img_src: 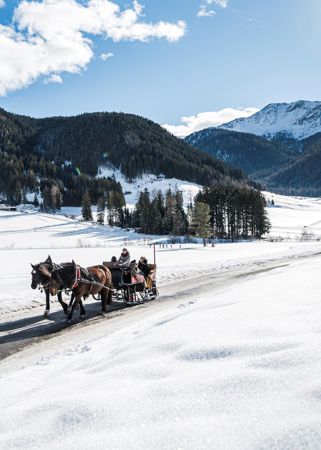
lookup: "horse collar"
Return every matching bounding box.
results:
[72,266,81,289]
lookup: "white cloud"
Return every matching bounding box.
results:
[0,0,186,96]
[198,0,227,18]
[163,107,259,138]
[43,74,63,84]
[197,7,216,18]
[100,52,114,61]
[214,0,228,6]
[0,1,5,8]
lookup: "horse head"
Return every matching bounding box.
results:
[30,257,53,289]
[30,263,40,289]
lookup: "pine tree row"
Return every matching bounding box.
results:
[195,185,270,240]
[83,185,270,243]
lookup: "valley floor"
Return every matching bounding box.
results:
[1,193,321,449]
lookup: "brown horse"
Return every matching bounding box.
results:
[49,261,113,321]
[31,255,70,316]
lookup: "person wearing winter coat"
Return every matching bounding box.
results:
[138,256,150,278]
[110,256,118,267]
[118,248,131,267]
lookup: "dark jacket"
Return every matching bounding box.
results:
[138,261,149,277]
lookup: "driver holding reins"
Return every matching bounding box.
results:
[117,248,131,267]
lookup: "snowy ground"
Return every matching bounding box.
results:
[264,191,321,240]
[1,193,321,448]
[97,167,201,207]
[2,256,321,449]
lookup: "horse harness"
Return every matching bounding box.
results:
[56,264,108,294]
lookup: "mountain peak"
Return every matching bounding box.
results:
[220,100,321,140]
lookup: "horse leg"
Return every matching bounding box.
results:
[79,299,86,320]
[57,292,69,315]
[44,289,50,317]
[107,286,113,306]
[101,289,108,315]
[67,295,80,322]
[68,293,75,313]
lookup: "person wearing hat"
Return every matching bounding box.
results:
[110,256,118,267]
[138,256,149,278]
[118,248,131,267]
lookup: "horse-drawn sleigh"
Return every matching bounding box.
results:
[103,261,158,306]
[31,255,158,321]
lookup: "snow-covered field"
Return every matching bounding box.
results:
[2,193,321,449]
[1,192,321,315]
[265,192,321,240]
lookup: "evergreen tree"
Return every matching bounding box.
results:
[42,186,51,211]
[33,193,39,208]
[107,190,125,226]
[96,195,105,225]
[151,191,165,234]
[82,190,93,221]
[172,190,188,235]
[164,189,175,234]
[135,188,153,233]
[190,202,211,246]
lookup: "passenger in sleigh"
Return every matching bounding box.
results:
[110,256,118,267]
[138,256,155,290]
[117,248,131,267]
[138,256,150,277]
[129,260,145,285]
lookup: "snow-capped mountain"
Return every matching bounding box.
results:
[220,100,321,140]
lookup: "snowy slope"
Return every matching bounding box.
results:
[220,100,321,140]
[97,166,201,207]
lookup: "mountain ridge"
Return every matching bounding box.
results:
[220,100,321,141]
[185,128,296,179]
[186,100,321,195]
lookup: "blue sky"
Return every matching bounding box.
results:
[0,0,321,135]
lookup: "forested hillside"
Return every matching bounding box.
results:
[32,112,249,184]
[186,124,321,196]
[185,128,295,179]
[266,133,321,195]
[0,108,253,205]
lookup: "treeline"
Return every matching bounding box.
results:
[82,188,188,235]
[0,147,124,208]
[40,174,124,210]
[195,186,270,239]
[87,185,270,241]
[131,189,188,235]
